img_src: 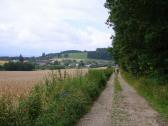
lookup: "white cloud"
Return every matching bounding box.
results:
[0,0,113,56]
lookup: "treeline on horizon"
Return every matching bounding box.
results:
[0,48,112,61]
[0,62,35,71]
[45,48,112,60]
[105,0,168,79]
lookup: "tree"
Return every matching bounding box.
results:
[4,62,35,71]
[87,48,112,60]
[42,52,46,57]
[105,0,168,76]
[19,54,24,63]
[64,53,69,58]
[0,65,4,71]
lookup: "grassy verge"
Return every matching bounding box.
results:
[0,68,113,126]
[114,74,122,93]
[112,74,128,125]
[122,71,168,121]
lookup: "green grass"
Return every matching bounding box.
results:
[0,68,113,126]
[122,71,168,121]
[68,52,87,59]
[114,74,122,93]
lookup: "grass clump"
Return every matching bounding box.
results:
[123,71,168,121]
[114,74,122,93]
[0,68,113,126]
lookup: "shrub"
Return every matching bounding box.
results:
[4,62,35,71]
[0,65,4,71]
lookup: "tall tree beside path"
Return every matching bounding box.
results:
[105,0,168,77]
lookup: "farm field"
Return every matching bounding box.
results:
[68,52,88,59]
[0,69,88,97]
[0,60,8,65]
[0,68,113,126]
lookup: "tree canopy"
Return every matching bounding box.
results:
[105,0,168,76]
[3,62,35,71]
[87,48,112,60]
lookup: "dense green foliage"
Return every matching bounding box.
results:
[0,65,4,71]
[105,0,168,77]
[87,48,112,60]
[3,62,35,71]
[36,65,65,70]
[123,72,168,120]
[0,69,113,126]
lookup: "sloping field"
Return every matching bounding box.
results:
[68,52,88,59]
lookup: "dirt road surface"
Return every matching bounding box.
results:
[77,73,167,126]
[117,73,166,126]
[77,74,115,126]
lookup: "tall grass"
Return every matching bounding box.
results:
[123,72,168,121]
[0,68,113,126]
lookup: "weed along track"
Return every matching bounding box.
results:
[111,74,130,125]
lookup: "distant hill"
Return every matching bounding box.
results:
[56,48,112,60]
[0,48,113,61]
[61,50,82,54]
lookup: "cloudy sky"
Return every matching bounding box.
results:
[0,0,113,56]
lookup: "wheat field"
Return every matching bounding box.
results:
[0,69,88,97]
[0,60,8,65]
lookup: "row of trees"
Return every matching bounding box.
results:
[105,0,168,76]
[1,62,35,71]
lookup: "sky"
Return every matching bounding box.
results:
[0,0,114,56]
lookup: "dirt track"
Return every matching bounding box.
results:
[77,74,115,126]
[77,73,167,126]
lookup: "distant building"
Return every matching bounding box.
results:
[12,60,19,63]
[85,64,91,68]
[36,60,49,66]
[75,63,79,67]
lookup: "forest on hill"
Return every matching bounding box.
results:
[87,48,112,60]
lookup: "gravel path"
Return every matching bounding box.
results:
[117,73,166,126]
[77,74,115,126]
[77,73,167,126]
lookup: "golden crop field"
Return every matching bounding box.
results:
[0,60,8,65]
[0,69,88,97]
